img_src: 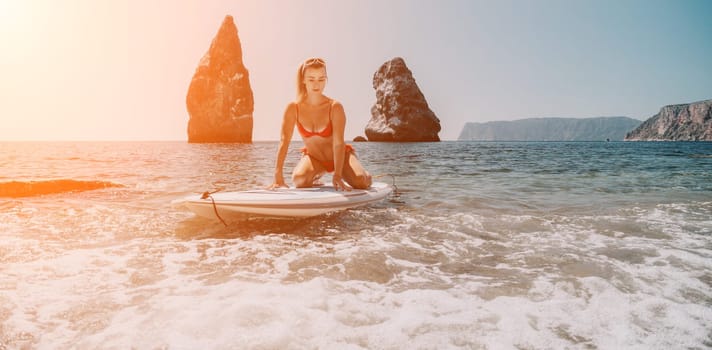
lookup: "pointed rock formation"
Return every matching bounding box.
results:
[186,15,254,143]
[625,99,712,141]
[365,57,441,142]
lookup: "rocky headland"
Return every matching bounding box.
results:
[365,57,441,142]
[186,15,254,143]
[625,99,712,141]
[459,117,641,141]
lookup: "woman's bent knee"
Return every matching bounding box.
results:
[349,174,372,189]
[292,173,312,188]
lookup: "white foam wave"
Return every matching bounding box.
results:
[2,198,711,348]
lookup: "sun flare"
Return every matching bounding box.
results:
[0,1,28,33]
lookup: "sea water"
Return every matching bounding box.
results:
[0,141,710,349]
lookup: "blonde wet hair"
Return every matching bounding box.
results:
[296,57,327,102]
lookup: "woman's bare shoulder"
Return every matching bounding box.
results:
[329,98,344,109]
[330,99,345,113]
[283,101,298,115]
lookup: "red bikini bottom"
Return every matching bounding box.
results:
[300,144,355,173]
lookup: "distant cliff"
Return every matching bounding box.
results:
[458,117,641,141]
[625,99,712,141]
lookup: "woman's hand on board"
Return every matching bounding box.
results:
[332,174,352,192]
[267,176,289,190]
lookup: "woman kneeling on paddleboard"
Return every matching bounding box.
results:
[269,57,373,191]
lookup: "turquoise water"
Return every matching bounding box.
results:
[1,141,711,349]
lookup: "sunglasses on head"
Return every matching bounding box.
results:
[304,58,325,65]
[301,58,326,74]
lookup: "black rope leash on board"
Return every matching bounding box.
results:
[373,174,401,202]
[201,189,228,227]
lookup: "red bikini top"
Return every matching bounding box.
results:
[295,102,333,138]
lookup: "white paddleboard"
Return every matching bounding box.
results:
[174,181,392,219]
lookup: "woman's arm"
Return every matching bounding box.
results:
[269,103,296,189]
[330,101,351,191]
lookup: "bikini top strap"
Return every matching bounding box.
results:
[329,100,333,120]
[295,102,300,121]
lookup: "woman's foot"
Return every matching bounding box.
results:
[312,175,324,186]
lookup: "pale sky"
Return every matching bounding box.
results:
[1,0,711,141]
